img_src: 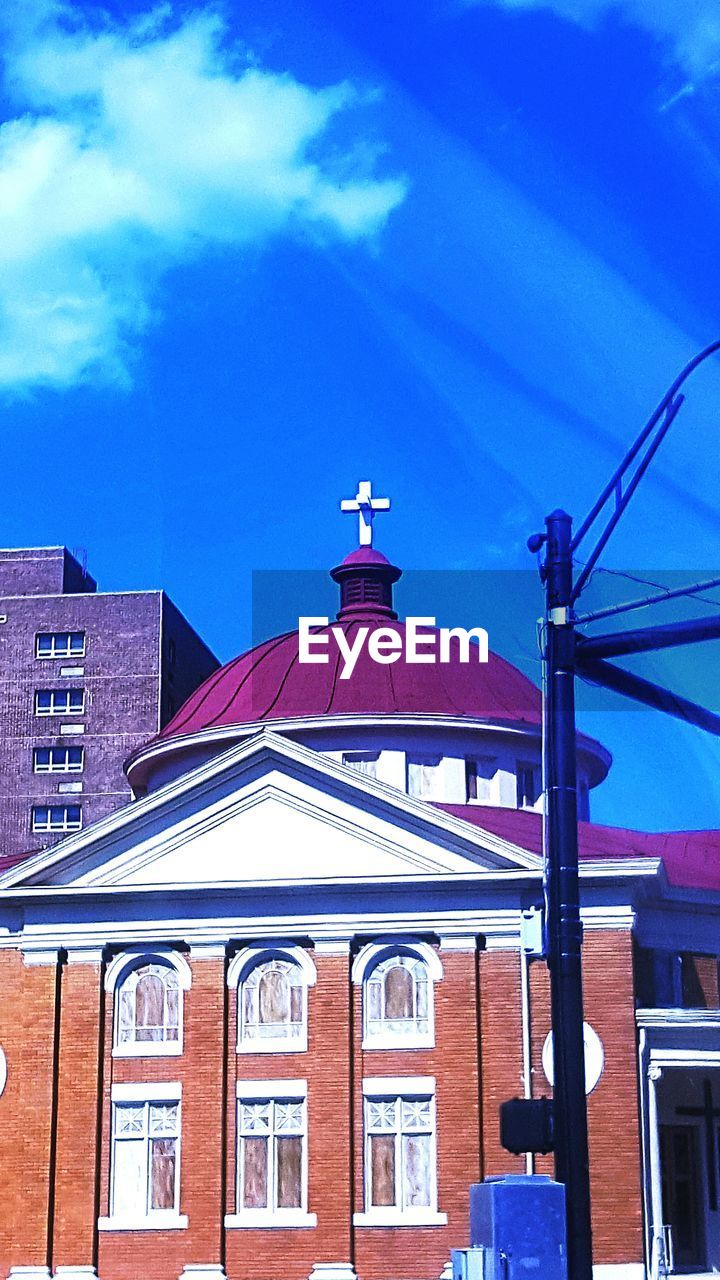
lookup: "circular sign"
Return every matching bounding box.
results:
[542,1022,604,1095]
[0,1047,6,1099]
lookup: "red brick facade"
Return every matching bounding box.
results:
[0,931,644,1280]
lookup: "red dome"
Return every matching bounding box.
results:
[157,616,542,739]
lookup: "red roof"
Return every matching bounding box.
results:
[156,618,543,739]
[437,804,720,892]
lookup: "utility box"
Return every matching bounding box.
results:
[469,1174,567,1280]
[451,1247,487,1280]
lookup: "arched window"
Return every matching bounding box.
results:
[365,955,431,1044]
[107,950,191,1057]
[240,958,306,1048]
[353,940,441,1050]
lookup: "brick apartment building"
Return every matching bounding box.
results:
[0,539,718,1280]
[0,547,218,861]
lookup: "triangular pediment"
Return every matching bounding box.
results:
[1,731,541,890]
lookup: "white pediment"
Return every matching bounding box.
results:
[2,731,541,890]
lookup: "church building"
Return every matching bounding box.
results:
[0,494,718,1280]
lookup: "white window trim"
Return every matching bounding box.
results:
[112,1081,182,1102]
[98,1212,189,1232]
[104,1086,183,1232]
[31,804,82,834]
[224,1209,317,1229]
[106,950,190,1059]
[33,746,84,774]
[34,689,85,716]
[464,754,499,806]
[35,631,86,660]
[236,1079,306,1098]
[229,944,316,1055]
[353,941,441,1051]
[232,1078,312,1227]
[362,1076,436,1096]
[352,1208,448,1227]
[352,941,443,985]
[357,1077,444,1228]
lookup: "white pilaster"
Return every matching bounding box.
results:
[9,1269,52,1279]
[646,1063,668,1280]
[54,1269,99,1279]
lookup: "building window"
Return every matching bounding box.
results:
[31,804,82,833]
[342,751,379,779]
[465,756,497,803]
[36,631,85,659]
[239,958,307,1050]
[109,1094,182,1226]
[228,946,316,1056]
[114,962,182,1055]
[407,755,443,800]
[34,688,84,716]
[235,1086,309,1223]
[635,947,720,1010]
[516,762,541,808]
[359,1081,442,1225]
[364,953,433,1048]
[33,746,84,774]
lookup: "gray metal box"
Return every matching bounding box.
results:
[469,1175,567,1280]
[452,1248,487,1280]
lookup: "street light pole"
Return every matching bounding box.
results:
[532,341,720,1280]
[543,509,594,1280]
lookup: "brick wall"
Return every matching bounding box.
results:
[0,951,59,1273]
[0,588,218,861]
[527,930,644,1265]
[0,933,646,1280]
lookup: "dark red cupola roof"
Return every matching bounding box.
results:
[153,548,544,738]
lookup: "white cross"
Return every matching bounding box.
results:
[340,480,391,547]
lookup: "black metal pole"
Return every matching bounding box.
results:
[577,612,720,660]
[576,654,720,737]
[543,509,594,1280]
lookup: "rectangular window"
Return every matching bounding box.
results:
[36,632,85,659]
[237,1092,307,1218]
[34,688,84,716]
[407,755,443,800]
[31,804,82,833]
[110,1098,181,1222]
[33,746,84,774]
[516,762,541,808]
[465,756,497,803]
[342,751,379,779]
[365,1093,436,1217]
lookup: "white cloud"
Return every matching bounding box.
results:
[0,5,406,391]
[474,0,720,85]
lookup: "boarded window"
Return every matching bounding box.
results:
[370,1134,395,1206]
[365,953,432,1042]
[239,1097,306,1215]
[466,756,497,803]
[240,958,306,1044]
[115,962,181,1049]
[385,965,414,1019]
[259,967,290,1025]
[366,1095,435,1213]
[111,1099,179,1220]
[407,756,443,800]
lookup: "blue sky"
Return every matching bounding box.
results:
[2,0,720,830]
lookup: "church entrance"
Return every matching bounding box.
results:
[652,1068,720,1276]
[660,1123,705,1271]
